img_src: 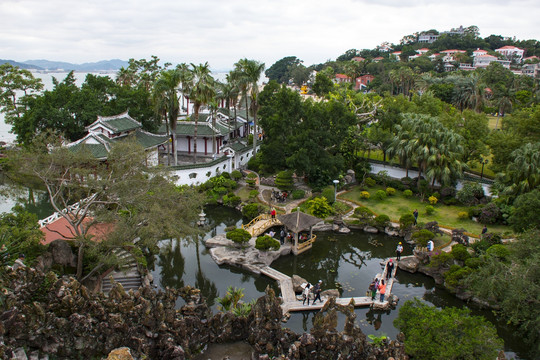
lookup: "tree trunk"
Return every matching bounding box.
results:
[253,111,257,154]
[76,242,84,280]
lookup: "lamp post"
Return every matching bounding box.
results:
[333,179,339,203]
[480,158,489,179]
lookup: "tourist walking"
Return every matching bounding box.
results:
[413,209,418,225]
[378,279,387,302]
[271,208,276,221]
[302,283,311,305]
[280,228,285,244]
[12,253,26,271]
[396,242,403,261]
[312,280,323,305]
[369,279,378,301]
[385,259,394,279]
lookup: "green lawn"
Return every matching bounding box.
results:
[340,185,512,237]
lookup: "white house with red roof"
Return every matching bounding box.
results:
[440,49,466,62]
[391,51,402,60]
[334,74,351,84]
[373,56,384,63]
[472,49,489,57]
[354,75,375,91]
[495,46,525,62]
[351,56,365,62]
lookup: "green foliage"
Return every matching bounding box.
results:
[226,228,251,245]
[394,299,503,360]
[275,170,294,191]
[291,189,305,200]
[230,170,243,181]
[359,191,370,199]
[399,213,415,230]
[508,189,540,232]
[464,230,540,354]
[450,244,470,261]
[0,205,45,263]
[486,244,510,260]
[457,211,469,220]
[444,265,473,289]
[365,177,376,187]
[403,189,413,198]
[425,205,434,215]
[456,181,485,206]
[248,190,259,199]
[464,257,483,269]
[411,229,435,247]
[353,206,375,221]
[374,214,390,230]
[245,172,258,188]
[428,196,438,205]
[429,251,453,268]
[374,190,387,201]
[307,197,333,218]
[241,203,264,221]
[385,187,396,196]
[216,286,251,315]
[321,186,336,203]
[223,194,241,208]
[367,334,387,347]
[255,235,280,251]
[478,202,501,225]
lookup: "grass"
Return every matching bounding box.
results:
[487,115,502,130]
[340,184,512,237]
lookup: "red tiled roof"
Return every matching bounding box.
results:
[335,74,350,79]
[496,45,523,51]
[41,217,113,245]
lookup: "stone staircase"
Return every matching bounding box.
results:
[101,248,142,293]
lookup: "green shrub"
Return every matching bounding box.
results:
[275,170,294,191]
[249,190,259,199]
[403,189,413,198]
[214,186,228,196]
[230,170,243,181]
[456,182,485,206]
[386,187,396,196]
[478,202,502,225]
[308,197,333,218]
[255,235,281,251]
[430,251,453,268]
[411,229,435,247]
[471,239,492,254]
[221,172,231,179]
[486,244,510,260]
[291,189,305,200]
[444,265,473,289]
[359,191,370,199]
[354,206,375,221]
[431,192,440,199]
[226,228,251,245]
[458,211,469,220]
[322,186,336,203]
[428,196,438,205]
[464,257,483,269]
[242,203,263,220]
[223,195,241,207]
[246,172,258,188]
[451,244,470,261]
[425,205,435,215]
[374,214,390,230]
[374,190,387,200]
[365,177,376,187]
[399,213,416,230]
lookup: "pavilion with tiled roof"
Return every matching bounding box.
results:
[67,111,168,165]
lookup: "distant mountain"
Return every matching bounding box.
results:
[0,59,43,70]
[22,59,129,71]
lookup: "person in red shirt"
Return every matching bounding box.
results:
[271,208,276,220]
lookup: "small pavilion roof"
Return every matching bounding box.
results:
[278,211,322,233]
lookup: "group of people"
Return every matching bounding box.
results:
[368,278,387,302]
[271,190,289,203]
[302,280,323,306]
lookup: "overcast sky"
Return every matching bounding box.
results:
[1,0,539,71]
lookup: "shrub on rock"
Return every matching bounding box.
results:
[255,235,280,251]
[226,228,251,245]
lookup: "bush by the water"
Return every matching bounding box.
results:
[444,264,474,289]
[242,203,265,220]
[450,244,470,261]
[354,206,375,221]
[226,228,251,245]
[399,213,415,230]
[223,194,241,207]
[308,197,333,218]
[411,229,434,247]
[255,235,280,251]
[394,299,502,360]
[374,214,390,230]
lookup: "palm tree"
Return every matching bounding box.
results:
[187,62,216,163]
[426,129,466,188]
[153,69,182,165]
[234,59,265,153]
[506,142,540,194]
[219,76,240,140]
[453,73,487,113]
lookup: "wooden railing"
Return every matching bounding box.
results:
[241,213,270,230]
[297,235,317,252]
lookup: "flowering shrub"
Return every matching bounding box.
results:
[458,211,469,220]
[428,196,438,205]
[386,187,396,196]
[359,191,370,199]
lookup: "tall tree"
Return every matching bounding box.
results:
[187,62,216,163]
[234,59,265,154]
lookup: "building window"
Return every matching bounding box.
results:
[241,156,244,161]
[189,173,197,179]
[223,165,226,169]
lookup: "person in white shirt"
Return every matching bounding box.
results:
[427,240,434,252]
[12,253,26,271]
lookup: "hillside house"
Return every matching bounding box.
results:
[495,46,525,62]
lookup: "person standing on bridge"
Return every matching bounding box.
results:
[369,279,378,301]
[396,242,403,261]
[312,280,323,305]
[302,283,311,305]
[378,279,387,302]
[386,259,394,279]
[271,208,276,221]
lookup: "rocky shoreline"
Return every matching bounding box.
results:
[0,267,409,359]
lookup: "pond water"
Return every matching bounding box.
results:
[149,205,528,359]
